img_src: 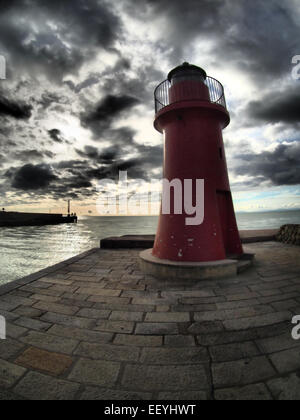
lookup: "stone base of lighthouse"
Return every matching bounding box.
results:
[139,249,254,281]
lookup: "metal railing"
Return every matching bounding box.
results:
[154,76,227,114]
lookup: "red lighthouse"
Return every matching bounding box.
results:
[140,63,251,279]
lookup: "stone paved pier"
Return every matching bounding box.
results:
[0,240,300,400]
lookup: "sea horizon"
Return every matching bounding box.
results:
[2,208,300,216]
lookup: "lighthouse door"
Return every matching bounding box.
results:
[217,191,230,256]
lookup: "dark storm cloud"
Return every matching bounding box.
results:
[76,146,99,160]
[81,95,140,130]
[76,145,119,164]
[135,143,163,168]
[67,179,92,189]
[2,137,163,199]
[48,129,63,143]
[0,0,122,81]
[12,149,55,161]
[247,86,300,124]
[38,0,121,49]
[80,94,140,144]
[107,127,137,146]
[7,163,57,190]
[38,92,69,109]
[0,95,32,119]
[234,143,300,186]
[0,139,17,160]
[100,60,164,107]
[64,73,102,94]
[98,147,119,163]
[63,58,132,95]
[45,159,95,199]
[76,141,163,182]
[231,177,267,191]
[0,126,13,137]
[85,161,148,182]
[4,161,92,202]
[55,160,88,170]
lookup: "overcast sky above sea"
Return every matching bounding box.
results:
[0,0,300,215]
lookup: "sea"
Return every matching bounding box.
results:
[0,210,299,286]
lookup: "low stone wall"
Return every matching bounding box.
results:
[276,224,300,245]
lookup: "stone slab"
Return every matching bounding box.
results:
[15,347,73,376]
[100,230,278,249]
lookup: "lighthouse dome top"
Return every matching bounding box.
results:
[167,62,207,82]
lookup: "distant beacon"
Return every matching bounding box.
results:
[140,63,253,280]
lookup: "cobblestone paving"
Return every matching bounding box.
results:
[0,241,300,400]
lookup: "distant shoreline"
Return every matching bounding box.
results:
[80,209,300,217]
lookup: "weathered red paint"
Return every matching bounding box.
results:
[153,65,244,262]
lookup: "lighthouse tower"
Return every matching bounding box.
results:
[140,63,252,280]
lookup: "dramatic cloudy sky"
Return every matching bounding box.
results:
[0,0,300,214]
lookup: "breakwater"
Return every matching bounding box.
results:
[0,211,77,227]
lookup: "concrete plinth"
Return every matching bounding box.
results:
[139,249,254,280]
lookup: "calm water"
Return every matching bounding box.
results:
[0,211,299,285]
